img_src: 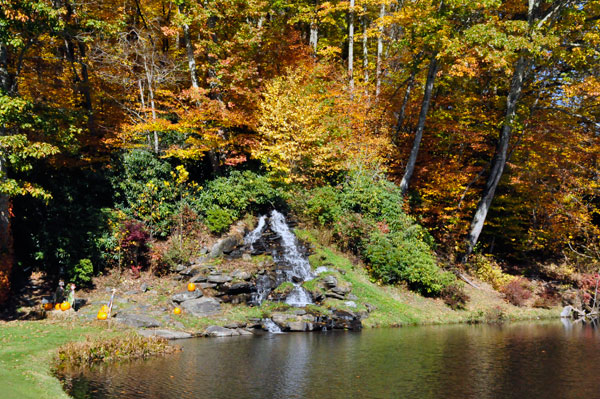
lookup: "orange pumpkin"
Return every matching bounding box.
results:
[60,302,71,311]
[173,307,182,315]
[43,303,53,311]
[187,282,196,292]
[55,303,61,310]
[97,311,108,320]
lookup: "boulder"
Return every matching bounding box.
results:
[205,325,240,337]
[114,313,161,328]
[181,297,221,317]
[189,274,208,283]
[199,282,217,289]
[227,282,254,294]
[137,329,192,340]
[209,226,244,257]
[171,290,203,303]
[322,275,338,288]
[208,274,233,284]
[231,270,252,281]
[179,266,201,277]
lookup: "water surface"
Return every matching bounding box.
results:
[64,321,600,399]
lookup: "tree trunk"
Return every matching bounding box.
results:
[309,19,318,53]
[362,10,368,84]
[394,68,416,143]
[375,2,385,98]
[179,6,199,89]
[462,56,528,259]
[399,55,438,194]
[0,42,13,305]
[348,0,355,92]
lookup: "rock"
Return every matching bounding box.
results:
[288,321,308,331]
[199,282,217,289]
[205,325,240,337]
[332,309,362,330]
[208,274,233,284]
[174,264,186,272]
[209,235,243,258]
[347,294,359,301]
[237,328,254,336]
[137,329,192,340]
[344,301,357,308]
[189,274,208,283]
[180,266,201,277]
[365,303,377,313]
[200,247,209,255]
[325,291,346,300]
[322,275,338,288]
[114,313,161,328]
[231,270,252,280]
[247,318,262,329]
[337,269,347,275]
[181,297,221,317]
[140,283,149,293]
[227,282,254,294]
[242,253,252,261]
[171,290,203,303]
[190,256,207,265]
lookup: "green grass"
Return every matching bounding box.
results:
[296,228,560,327]
[0,320,125,399]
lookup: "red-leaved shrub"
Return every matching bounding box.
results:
[501,277,532,306]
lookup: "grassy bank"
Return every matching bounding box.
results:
[0,320,128,399]
[295,228,560,327]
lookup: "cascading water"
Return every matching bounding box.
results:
[243,210,314,309]
[244,215,267,249]
[262,318,282,333]
[269,210,313,282]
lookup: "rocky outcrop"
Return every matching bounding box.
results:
[268,309,362,332]
[137,329,192,340]
[171,290,203,304]
[114,313,161,328]
[204,325,254,337]
[180,297,221,317]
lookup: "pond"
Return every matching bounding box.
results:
[63,321,600,399]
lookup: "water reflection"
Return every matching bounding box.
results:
[64,322,600,399]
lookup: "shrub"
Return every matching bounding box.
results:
[501,277,532,306]
[364,231,454,295]
[120,220,150,276]
[302,186,342,226]
[332,212,375,254]
[204,206,236,234]
[71,259,94,287]
[468,255,514,290]
[533,285,561,308]
[441,282,470,310]
[198,171,286,232]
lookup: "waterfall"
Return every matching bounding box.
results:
[285,286,313,307]
[244,215,267,249]
[269,210,313,282]
[243,210,314,309]
[262,318,282,333]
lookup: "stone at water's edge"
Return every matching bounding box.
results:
[137,329,192,340]
[205,325,250,337]
[171,290,203,303]
[181,297,221,317]
[114,313,161,328]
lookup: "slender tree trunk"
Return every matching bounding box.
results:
[309,15,318,54]
[362,10,368,84]
[143,58,158,153]
[462,56,528,259]
[0,42,13,305]
[375,2,385,98]
[393,68,416,144]
[399,55,438,194]
[348,0,355,92]
[179,6,199,89]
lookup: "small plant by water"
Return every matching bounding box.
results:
[54,333,180,369]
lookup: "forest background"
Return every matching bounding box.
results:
[0,0,599,304]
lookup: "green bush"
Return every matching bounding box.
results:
[70,258,94,286]
[204,206,236,234]
[198,171,286,232]
[295,167,455,296]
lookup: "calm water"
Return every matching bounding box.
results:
[64,321,600,399]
